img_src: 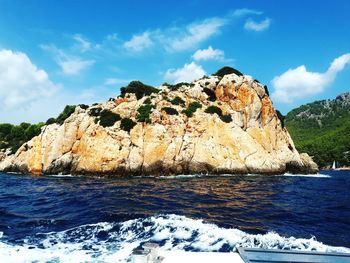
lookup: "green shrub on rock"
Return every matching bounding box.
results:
[136,104,154,123]
[164,82,194,91]
[264,85,270,96]
[205,105,233,123]
[120,118,136,132]
[88,107,102,117]
[220,114,232,123]
[182,101,202,117]
[45,118,56,125]
[203,88,216,101]
[205,105,223,116]
[162,107,179,115]
[120,81,159,100]
[170,96,185,106]
[143,97,152,104]
[98,110,121,127]
[44,105,76,125]
[276,110,285,128]
[0,122,44,154]
[213,66,243,77]
[56,105,76,125]
[78,104,89,110]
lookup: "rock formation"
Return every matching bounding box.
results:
[0,70,318,175]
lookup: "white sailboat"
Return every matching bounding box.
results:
[332,161,336,170]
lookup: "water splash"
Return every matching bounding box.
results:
[0,214,348,262]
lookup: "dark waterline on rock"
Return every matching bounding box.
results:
[0,170,349,261]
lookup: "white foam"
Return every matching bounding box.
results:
[157,174,206,179]
[47,174,75,178]
[280,173,331,178]
[0,214,348,262]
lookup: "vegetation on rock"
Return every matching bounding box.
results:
[161,107,179,115]
[220,114,233,123]
[205,105,232,123]
[163,82,194,91]
[143,97,152,104]
[120,118,136,132]
[170,96,185,106]
[78,104,89,110]
[88,107,102,117]
[120,81,159,100]
[203,87,216,101]
[55,105,76,125]
[97,110,121,127]
[212,66,243,77]
[276,110,285,128]
[0,122,44,153]
[285,93,350,167]
[205,105,223,116]
[136,104,154,123]
[182,101,202,117]
[45,105,76,125]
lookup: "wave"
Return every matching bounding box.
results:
[0,214,348,263]
[157,173,331,179]
[47,174,75,178]
[280,173,331,178]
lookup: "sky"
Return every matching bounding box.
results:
[0,0,349,124]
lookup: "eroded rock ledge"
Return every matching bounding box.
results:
[0,72,318,176]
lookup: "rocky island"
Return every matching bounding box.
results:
[0,67,318,176]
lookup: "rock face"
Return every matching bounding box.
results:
[0,73,318,175]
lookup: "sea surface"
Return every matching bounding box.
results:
[0,170,349,262]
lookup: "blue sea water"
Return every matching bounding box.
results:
[0,170,349,262]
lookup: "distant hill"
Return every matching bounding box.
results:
[285,92,350,168]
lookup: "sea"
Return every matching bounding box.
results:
[0,170,349,262]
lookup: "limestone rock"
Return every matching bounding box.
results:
[0,72,318,176]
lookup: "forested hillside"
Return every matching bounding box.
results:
[285,93,350,168]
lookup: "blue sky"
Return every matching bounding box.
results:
[0,0,349,123]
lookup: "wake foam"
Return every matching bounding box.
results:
[156,173,331,179]
[281,173,331,178]
[0,214,348,262]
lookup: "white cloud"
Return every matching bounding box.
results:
[0,49,59,109]
[104,78,130,86]
[41,44,95,75]
[164,62,206,83]
[192,46,225,61]
[244,18,271,32]
[0,58,120,123]
[166,18,226,52]
[231,8,262,17]
[119,8,265,53]
[271,53,350,103]
[123,32,153,52]
[73,34,91,52]
[58,57,95,75]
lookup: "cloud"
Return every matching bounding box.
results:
[271,53,350,103]
[41,44,95,75]
[164,62,206,83]
[0,49,59,109]
[231,8,262,17]
[58,57,95,75]
[192,46,225,61]
[123,32,153,52]
[244,18,271,32]
[165,18,226,52]
[104,78,130,86]
[118,8,265,53]
[73,34,92,52]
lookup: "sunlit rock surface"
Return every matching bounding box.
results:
[0,72,318,175]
